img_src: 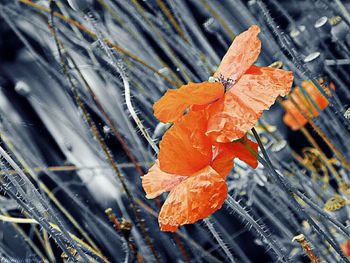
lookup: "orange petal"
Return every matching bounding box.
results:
[207,66,294,142]
[158,166,228,232]
[214,25,261,81]
[211,151,234,178]
[158,109,212,176]
[153,82,224,123]
[212,137,258,177]
[142,160,186,199]
[229,138,258,169]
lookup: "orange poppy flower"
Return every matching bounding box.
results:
[282,80,335,130]
[143,25,293,232]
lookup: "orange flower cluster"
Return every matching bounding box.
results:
[283,80,335,130]
[142,25,294,232]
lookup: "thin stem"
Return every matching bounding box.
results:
[225,196,288,262]
[130,0,190,82]
[0,175,78,262]
[65,51,145,177]
[0,132,102,252]
[0,214,110,263]
[277,98,342,181]
[96,0,183,85]
[49,7,160,262]
[19,0,178,86]
[203,218,236,263]
[0,144,86,261]
[124,71,160,154]
[84,9,160,154]
[156,0,188,41]
[251,128,349,262]
[135,198,222,263]
[0,210,49,262]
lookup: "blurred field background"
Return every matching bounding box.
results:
[1,0,350,262]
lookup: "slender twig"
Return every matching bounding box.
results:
[48,6,160,262]
[19,0,178,86]
[203,218,236,263]
[251,128,349,262]
[225,196,288,262]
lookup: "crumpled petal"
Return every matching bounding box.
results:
[222,138,258,169]
[142,160,186,199]
[207,66,294,142]
[210,151,235,178]
[158,110,212,176]
[211,137,258,177]
[153,82,224,123]
[214,25,261,81]
[282,80,333,130]
[158,165,228,232]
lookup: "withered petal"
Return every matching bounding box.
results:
[207,66,294,142]
[158,166,228,232]
[158,109,213,176]
[214,25,261,81]
[212,136,258,177]
[142,160,186,199]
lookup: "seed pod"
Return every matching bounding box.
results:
[314,16,331,40]
[289,26,308,48]
[303,52,324,75]
[67,0,92,12]
[120,218,133,231]
[331,19,349,41]
[271,140,293,163]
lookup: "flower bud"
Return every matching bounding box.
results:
[303,52,324,75]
